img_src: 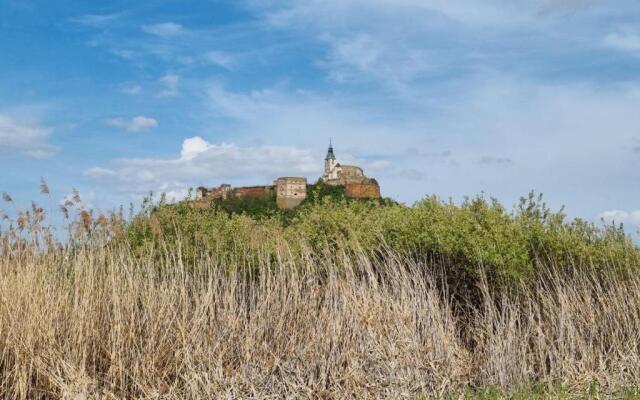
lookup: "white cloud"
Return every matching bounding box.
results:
[111,48,137,60]
[204,83,416,159]
[85,167,117,177]
[599,210,640,234]
[142,22,184,37]
[603,31,640,53]
[181,136,213,160]
[203,51,236,69]
[367,159,392,171]
[325,34,432,85]
[259,0,597,30]
[249,0,633,91]
[255,2,443,88]
[0,114,57,159]
[86,137,319,195]
[106,116,158,132]
[119,83,141,95]
[71,13,122,28]
[599,210,630,224]
[158,73,180,97]
[630,211,640,227]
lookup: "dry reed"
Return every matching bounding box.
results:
[0,239,638,399]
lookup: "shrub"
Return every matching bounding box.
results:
[123,191,640,291]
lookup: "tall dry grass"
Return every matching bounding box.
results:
[0,238,639,399]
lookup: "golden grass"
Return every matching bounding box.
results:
[0,237,639,399]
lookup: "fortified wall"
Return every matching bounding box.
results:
[195,178,307,209]
[346,180,381,199]
[233,186,274,199]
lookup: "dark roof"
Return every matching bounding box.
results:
[325,144,336,161]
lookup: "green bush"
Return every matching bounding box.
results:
[125,191,640,289]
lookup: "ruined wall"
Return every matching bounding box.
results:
[276,178,306,197]
[232,186,273,199]
[345,181,381,199]
[275,177,307,209]
[339,165,364,179]
[210,185,231,200]
[276,197,305,209]
[197,184,231,201]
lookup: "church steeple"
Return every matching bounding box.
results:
[323,139,338,181]
[325,139,336,161]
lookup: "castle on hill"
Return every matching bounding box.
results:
[195,142,381,209]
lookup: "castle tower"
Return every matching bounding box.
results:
[323,140,338,180]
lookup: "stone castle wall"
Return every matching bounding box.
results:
[210,185,231,199]
[232,186,274,199]
[196,184,231,200]
[345,181,381,199]
[276,197,305,209]
[275,177,307,209]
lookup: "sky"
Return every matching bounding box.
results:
[0,0,639,235]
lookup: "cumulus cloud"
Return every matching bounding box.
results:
[106,116,158,132]
[142,22,184,37]
[0,114,57,159]
[85,137,319,195]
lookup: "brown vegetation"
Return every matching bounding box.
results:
[0,245,639,398]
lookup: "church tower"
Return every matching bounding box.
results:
[323,140,338,180]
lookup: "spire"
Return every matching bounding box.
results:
[325,139,336,161]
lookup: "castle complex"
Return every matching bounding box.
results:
[321,142,381,199]
[195,143,381,209]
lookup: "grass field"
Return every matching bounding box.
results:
[1,188,639,399]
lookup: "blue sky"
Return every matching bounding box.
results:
[1,0,640,234]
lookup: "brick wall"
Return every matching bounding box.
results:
[345,181,381,199]
[232,186,273,199]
